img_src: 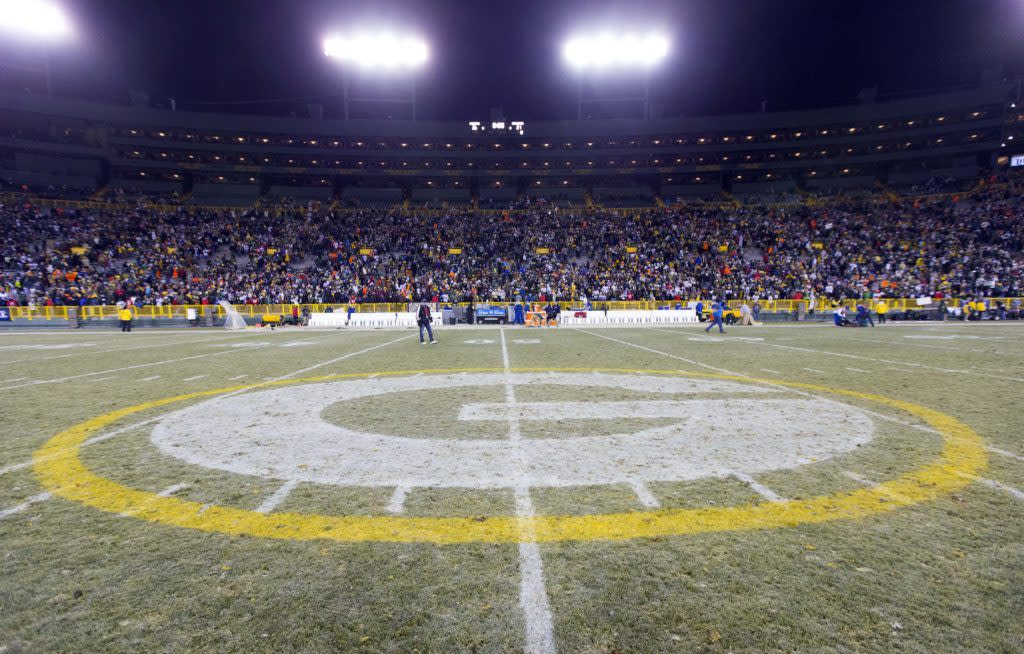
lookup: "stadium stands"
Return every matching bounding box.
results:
[2,168,1022,311]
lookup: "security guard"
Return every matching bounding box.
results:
[875,300,888,324]
[118,305,134,332]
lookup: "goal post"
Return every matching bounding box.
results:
[219,301,248,330]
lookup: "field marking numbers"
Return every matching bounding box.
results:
[501,329,557,654]
[802,368,826,374]
[465,339,496,345]
[760,369,781,374]
[0,492,52,520]
[256,479,299,514]
[229,375,247,380]
[730,471,785,502]
[512,339,541,344]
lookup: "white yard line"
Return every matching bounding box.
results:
[3,332,410,480]
[954,472,1024,502]
[183,375,207,382]
[0,331,260,365]
[256,479,300,514]
[988,446,1024,463]
[756,342,1024,384]
[802,368,825,374]
[578,329,739,377]
[760,369,781,375]
[629,479,661,508]
[140,375,161,381]
[501,329,557,654]
[0,492,52,520]
[229,375,247,380]
[798,331,1024,357]
[730,471,785,501]
[0,346,266,392]
[845,367,870,373]
[843,471,877,487]
[157,483,189,497]
[842,471,912,502]
[271,333,412,380]
[387,485,410,514]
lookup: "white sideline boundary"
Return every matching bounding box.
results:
[0,492,52,520]
[501,329,557,654]
[256,479,300,514]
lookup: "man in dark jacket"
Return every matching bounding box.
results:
[417,303,437,344]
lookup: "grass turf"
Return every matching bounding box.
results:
[1,322,1023,652]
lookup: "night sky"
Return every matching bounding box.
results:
[35,0,1024,120]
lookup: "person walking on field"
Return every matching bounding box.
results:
[705,301,726,334]
[417,302,437,345]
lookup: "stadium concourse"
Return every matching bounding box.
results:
[1,170,1023,312]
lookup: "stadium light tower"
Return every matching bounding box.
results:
[0,0,75,96]
[323,31,429,120]
[562,32,670,120]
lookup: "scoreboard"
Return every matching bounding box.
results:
[468,120,525,136]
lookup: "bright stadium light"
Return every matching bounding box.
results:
[323,32,429,69]
[0,0,73,41]
[563,32,669,70]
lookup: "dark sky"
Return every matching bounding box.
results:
[39,0,1024,120]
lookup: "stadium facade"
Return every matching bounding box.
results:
[0,78,1021,208]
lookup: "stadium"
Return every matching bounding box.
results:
[1,1,1023,652]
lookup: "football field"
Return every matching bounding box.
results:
[1,322,1023,653]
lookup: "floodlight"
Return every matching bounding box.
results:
[563,32,669,70]
[323,32,428,69]
[0,0,73,40]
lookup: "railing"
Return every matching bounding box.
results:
[5,298,1020,321]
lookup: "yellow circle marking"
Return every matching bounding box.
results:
[33,368,987,544]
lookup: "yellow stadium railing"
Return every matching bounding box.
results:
[5,298,1021,321]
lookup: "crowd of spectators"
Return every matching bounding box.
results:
[2,172,1022,308]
